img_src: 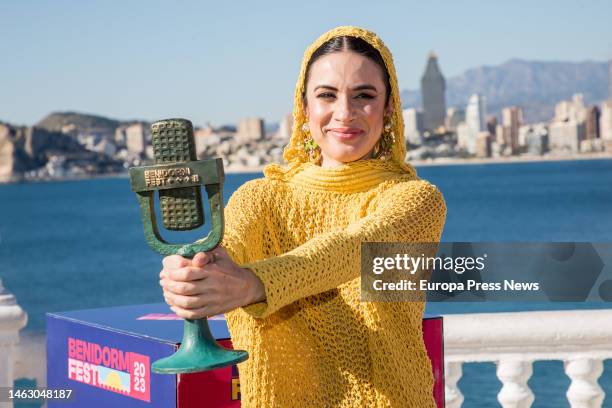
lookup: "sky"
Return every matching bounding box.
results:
[1,0,611,128]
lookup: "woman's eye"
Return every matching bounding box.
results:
[317,92,336,99]
[356,93,375,100]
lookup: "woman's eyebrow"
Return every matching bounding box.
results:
[313,84,378,92]
[314,85,338,92]
[352,84,378,92]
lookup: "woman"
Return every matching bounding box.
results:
[160,26,446,407]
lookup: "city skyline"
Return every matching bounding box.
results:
[2,1,612,127]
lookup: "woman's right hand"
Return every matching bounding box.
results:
[159,252,212,319]
[159,249,266,320]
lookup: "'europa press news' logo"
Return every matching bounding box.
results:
[67,337,151,402]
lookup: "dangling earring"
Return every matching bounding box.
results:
[374,116,395,160]
[301,122,321,163]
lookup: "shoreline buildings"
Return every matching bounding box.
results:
[2,57,612,182]
[404,54,612,162]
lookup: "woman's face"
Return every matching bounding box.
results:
[304,51,391,168]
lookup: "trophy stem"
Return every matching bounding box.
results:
[151,318,249,374]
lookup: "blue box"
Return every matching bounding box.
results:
[47,303,240,408]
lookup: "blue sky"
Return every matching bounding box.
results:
[1,0,611,127]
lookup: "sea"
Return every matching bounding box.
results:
[1,158,611,407]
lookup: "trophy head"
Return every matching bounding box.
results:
[129,118,225,257]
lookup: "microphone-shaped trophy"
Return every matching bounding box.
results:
[129,118,248,374]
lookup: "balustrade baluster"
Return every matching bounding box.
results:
[445,361,464,408]
[565,358,604,408]
[497,360,534,408]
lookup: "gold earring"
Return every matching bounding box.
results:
[374,117,395,160]
[301,122,321,163]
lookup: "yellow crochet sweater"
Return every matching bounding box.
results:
[221,161,446,407]
[220,26,447,407]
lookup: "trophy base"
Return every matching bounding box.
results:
[152,318,249,374]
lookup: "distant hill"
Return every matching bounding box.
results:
[36,111,283,137]
[401,59,611,123]
[36,111,121,134]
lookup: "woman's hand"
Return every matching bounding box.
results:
[159,247,266,320]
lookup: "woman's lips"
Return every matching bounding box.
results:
[327,127,365,140]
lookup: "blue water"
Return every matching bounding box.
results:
[1,158,612,407]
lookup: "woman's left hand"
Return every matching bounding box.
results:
[159,247,266,320]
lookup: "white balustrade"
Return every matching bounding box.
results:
[3,294,612,407]
[443,309,612,408]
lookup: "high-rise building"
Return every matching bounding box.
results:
[126,123,146,156]
[600,101,612,152]
[549,121,585,153]
[495,124,506,146]
[277,114,293,142]
[608,60,612,100]
[445,107,464,131]
[455,94,487,155]
[601,101,612,139]
[403,108,424,145]
[522,123,549,156]
[114,125,127,148]
[420,52,446,131]
[554,94,586,123]
[466,94,487,134]
[237,117,265,141]
[475,132,492,158]
[585,106,601,140]
[456,122,475,154]
[486,116,497,136]
[502,106,523,153]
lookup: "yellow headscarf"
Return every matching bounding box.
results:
[264,26,414,180]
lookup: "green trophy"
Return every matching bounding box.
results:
[129,118,248,374]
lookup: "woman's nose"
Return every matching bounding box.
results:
[334,95,355,122]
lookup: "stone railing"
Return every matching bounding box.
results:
[4,285,611,408]
[443,309,612,408]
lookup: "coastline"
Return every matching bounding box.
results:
[221,153,612,174]
[1,152,611,184]
[409,151,612,168]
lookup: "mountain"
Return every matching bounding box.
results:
[401,59,611,123]
[36,111,121,134]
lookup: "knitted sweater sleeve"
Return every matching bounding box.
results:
[220,179,267,266]
[241,180,447,319]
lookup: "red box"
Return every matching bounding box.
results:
[47,304,443,407]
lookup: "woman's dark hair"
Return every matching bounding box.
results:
[303,36,392,106]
